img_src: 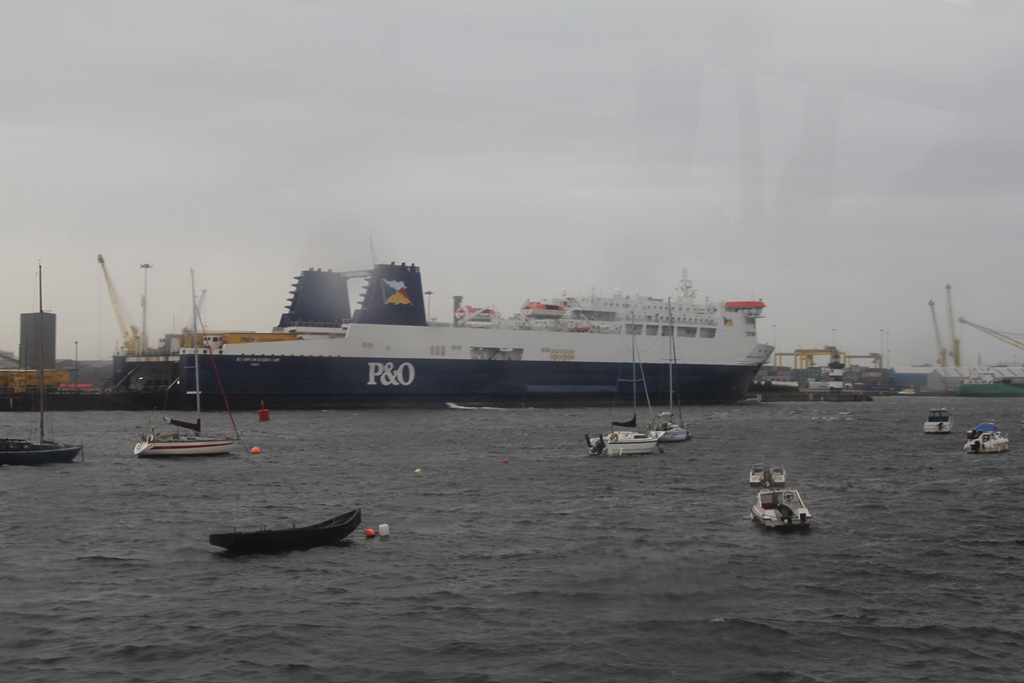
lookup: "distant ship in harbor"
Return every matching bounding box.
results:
[955,369,1024,397]
[179,262,773,409]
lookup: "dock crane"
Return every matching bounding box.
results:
[928,299,948,367]
[946,284,962,367]
[958,318,1024,354]
[97,254,141,354]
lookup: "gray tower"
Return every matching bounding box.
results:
[20,312,56,370]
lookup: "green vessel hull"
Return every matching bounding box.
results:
[955,383,1024,397]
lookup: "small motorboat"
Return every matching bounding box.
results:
[750,488,812,529]
[748,463,785,486]
[924,408,952,434]
[963,422,1009,453]
[209,508,362,553]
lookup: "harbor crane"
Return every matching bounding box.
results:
[958,318,1024,354]
[946,284,962,367]
[97,254,141,354]
[928,299,948,367]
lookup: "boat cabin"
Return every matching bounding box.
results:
[758,489,800,510]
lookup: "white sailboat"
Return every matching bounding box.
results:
[649,296,691,443]
[135,271,240,458]
[586,324,659,456]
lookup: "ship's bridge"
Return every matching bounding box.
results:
[724,301,766,319]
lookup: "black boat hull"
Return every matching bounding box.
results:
[209,508,362,553]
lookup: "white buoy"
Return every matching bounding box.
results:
[378,523,390,537]
[414,468,422,477]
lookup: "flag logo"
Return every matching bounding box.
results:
[382,279,412,305]
[723,317,733,327]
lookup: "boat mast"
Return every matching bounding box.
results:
[38,263,45,442]
[667,297,675,414]
[191,269,202,431]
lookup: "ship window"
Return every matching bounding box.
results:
[626,324,643,336]
[470,347,523,361]
[646,325,659,336]
[700,328,716,339]
[678,327,697,338]
[661,326,673,337]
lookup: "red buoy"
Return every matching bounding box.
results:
[258,400,270,422]
[365,528,376,538]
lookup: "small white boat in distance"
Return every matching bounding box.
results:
[924,408,952,434]
[586,430,659,456]
[964,421,1009,453]
[748,464,786,486]
[751,488,812,529]
[650,412,691,443]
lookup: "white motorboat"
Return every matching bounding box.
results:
[963,421,1009,453]
[923,408,952,434]
[748,463,785,486]
[750,488,812,529]
[586,430,659,456]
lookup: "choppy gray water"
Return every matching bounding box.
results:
[2,397,1023,682]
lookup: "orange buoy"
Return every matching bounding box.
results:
[365,528,376,538]
[658,446,665,453]
[258,401,270,422]
[250,446,261,455]
[503,458,509,463]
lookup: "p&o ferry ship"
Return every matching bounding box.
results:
[185,262,773,409]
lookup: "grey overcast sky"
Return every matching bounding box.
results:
[3,0,1022,367]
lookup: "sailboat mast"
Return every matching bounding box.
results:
[38,263,45,442]
[191,270,201,430]
[668,297,677,414]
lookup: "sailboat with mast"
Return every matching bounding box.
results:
[585,322,659,456]
[649,296,691,443]
[135,271,240,458]
[0,264,83,466]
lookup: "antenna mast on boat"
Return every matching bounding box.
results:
[190,269,202,430]
[37,262,45,442]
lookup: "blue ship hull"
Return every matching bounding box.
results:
[188,355,760,409]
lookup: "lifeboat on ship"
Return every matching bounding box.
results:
[521,301,566,319]
[455,305,499,327]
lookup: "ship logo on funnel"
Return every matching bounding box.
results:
[382,279,412,305]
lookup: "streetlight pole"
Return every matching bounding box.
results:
[879,329,885,368]
[74,339,78,390]
[140,263,152,352]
